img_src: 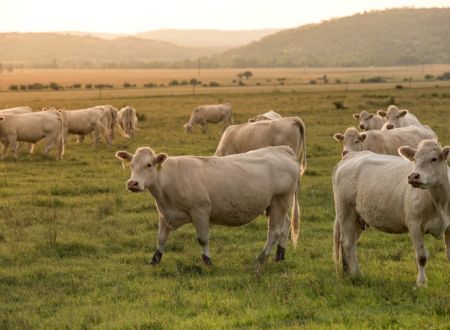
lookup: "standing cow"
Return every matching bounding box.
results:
[333,140,450,287]
[333,126,436,157]
[248,110,282,122]
[117,106,138,138]
[0,106,33,115]
[352,111,386,130]
[0,110,64,159]
[116,146,300,265]
[95,105,118,145]
[184,103,233,133]
[378,105,422,130]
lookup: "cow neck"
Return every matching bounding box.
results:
[428,169,450,224]
[147,168,168,203]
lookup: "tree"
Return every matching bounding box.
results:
[243,71,253,79]
[189,78,201,96]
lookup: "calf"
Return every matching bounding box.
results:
[333,140,450,286]
[334,126,436,157]
[116,146,300,265]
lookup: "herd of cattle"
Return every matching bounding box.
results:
[2,101,449,287]
[0,105,138,159]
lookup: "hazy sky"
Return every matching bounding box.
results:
[0,0,448,33]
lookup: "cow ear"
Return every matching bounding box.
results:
[377,110,387,117]
[352,113,360,119]
[399,110,408,117]
[116,151,133,168]
[369,114,373,119]
[155,153,168,166]
[248,117,256,122]
[0,116,5,122]
[333,133,344,142]
[398,146,416,161]
[359,133,367,142]
[442,147,450,161]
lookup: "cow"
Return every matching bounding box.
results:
[116,146,300,265]
[117,106,138,138]
[332,140,450,287]
[0,106,32,115]
[184,103,233,133]
[215,117,306,176]
[378,105,422,130]
[0,110,64,159]
[352,111,386,130]
[55,107,111,147]
[248,110,282,122]
[94,105,118,145]
[333,126,437,157]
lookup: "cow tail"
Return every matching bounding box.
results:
[56,110,65,159]
[291,181,300,247]
[333,218,341,273]
[295,117,307,176]
[96,110,112,136]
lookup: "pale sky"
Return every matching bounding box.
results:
[0,0,449,33]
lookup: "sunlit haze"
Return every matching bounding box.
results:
[0,0,449,33]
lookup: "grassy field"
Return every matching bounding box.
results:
[0,70,449,329]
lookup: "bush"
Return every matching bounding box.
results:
[395,84,404,89]
[9,85,18,90]
[333,101,347,110]
[424,74,434,80]
[94,84,113,89]
[180,80,188,85]
[123,82,133,88]
[238,80,245,86]
[360,76,385,83]
[27,83,47,90]
[144,82,157,88]
[256,82,261,86]
[85,84,93,89]
[20,85,27,90]
[437,72,450,80]
[309,80,317,85]
[72,84,82,89]
[169,80,179,86]
[49,82,63,91]
[209,81,220,87]
[335,79,342,84]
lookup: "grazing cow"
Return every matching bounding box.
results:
[215,117,306,176]
[248,110,282,122]
[184,103,233,133]
[116,146,300,265]
[0,110,64,159]
[57,107,110,147]
[378,105,421,130]
[94,105,118,145]
[117,106,138,138]
[334,126,437,157]
[333,140,450,287]
[0,106,32,115]
[352,111,386,130]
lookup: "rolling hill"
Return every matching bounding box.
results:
[216,8,450,67]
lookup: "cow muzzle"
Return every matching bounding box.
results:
[359,124,365,130]
[408,173,423,188]
[127,180,143,192]
[342,150,349,157]
[386,124,394,130]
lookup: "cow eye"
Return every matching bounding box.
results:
[355,140,359,144]
[431,157,437,162]
[396,115,400,119]
[147,163,152,168]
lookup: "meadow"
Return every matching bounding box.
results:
[0,68,449,329]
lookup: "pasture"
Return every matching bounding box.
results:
[0,69,449,329]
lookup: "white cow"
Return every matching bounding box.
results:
[352,111,386,130]
[248,110,282,122]
[333,140,450,287]
[215,117,306,176]
[116,146,300,265]
[378,105,422,130]
[334,126,437,157]
[0,110,64,159]
[0,106,32,115]
[117,106,138,138]
[95,105,118,145]
[184,103,233,133]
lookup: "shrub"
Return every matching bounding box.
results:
[9,85,18,90]
[333,101,347,110]
[335,79,342,84]
[20,85,27,90]
[72,84,82,89]
[27,83,46,90]
[85,84,93,89]
[49,82,63,91]
[144,82,157,88]
[360,76,385,83]
[424,74,434,80]
[209,81,220,87]
[180,80,188,85]
[123,82,132,88]
[169,80,179,86]
[395,85,404,89]
[437,72,450,80]
[238,80,245,86]
[309,80,316,85]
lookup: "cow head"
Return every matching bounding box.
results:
[334,127,367,157]
[378,105,408,130]
[399,140,450,189]
[116,148,168,192]
[353,111,375,131]
[184,123,193,133]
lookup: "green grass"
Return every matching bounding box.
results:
[0,85,449,329]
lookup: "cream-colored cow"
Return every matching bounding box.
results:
[333,140,450,287]
[184,103,233,133]
[117,106,138,138]
[352,111,386,130]
[334,126,436,157]
[378,105,422,130]
[0,110,64,159]
[95,105,118,145]
[0,106,32,115]
[116,146,300,265]
[248,110,282,122]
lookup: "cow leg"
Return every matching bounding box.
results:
[92,130,101,149]
[337,206,361,276]
[150,216,172,265]
[202,121,208,133]
[44,136,55,157]
[29,143,35,154]
[1,142,9,159]
[445,226,450,262]
[191,210,212,265]
[275,215,291,261]
[77,134,85,144]
[410,228,429,287]
[258,200,287,263]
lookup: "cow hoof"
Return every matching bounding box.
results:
[201,254,212,265]
[256,253,268,264]
[149,250,162,265]
[275,245,285,262]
